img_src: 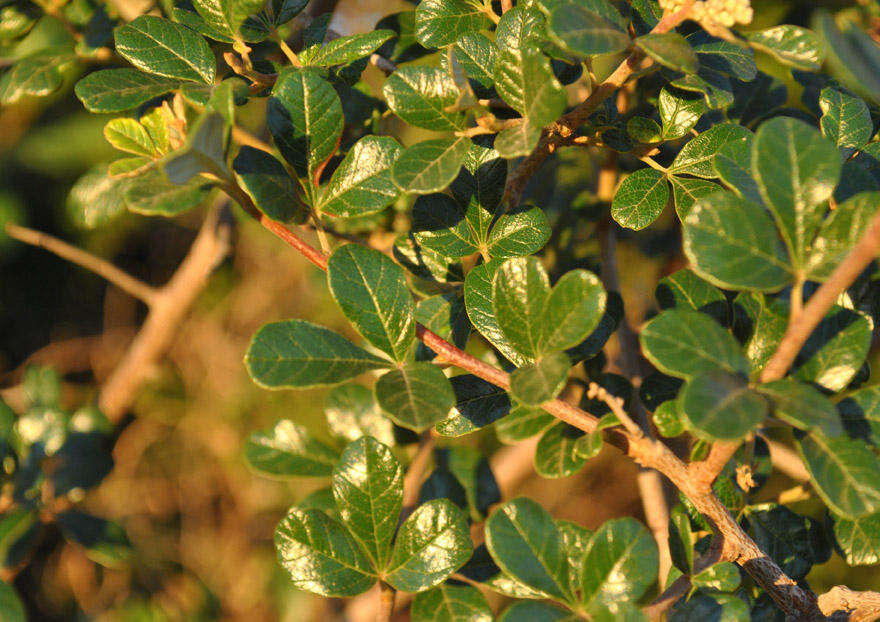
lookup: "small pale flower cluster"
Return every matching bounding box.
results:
[659,0,753,28]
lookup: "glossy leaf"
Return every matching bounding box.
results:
[682,192,792,292]
[659,88,705,140]
[494,48,566,129]
[833,513,880,565]
[386,499,473,592]
[327,244,415,361]
[268,67,343,179]
[325,384,395,446]
[640,309,748,380]
[510,352,571,407]
[486,205,551,259]
[819,86,872,156]
[384,66,465,132]
[245,419,339,478]
[670,123,751,179]
[465,260,528,366]
[547,3,630,56]
[492,256,550,360]
[274,508,376,596]
[115,16,215,83]
[636,33,698,73]
[535,422,588,478]
[244,319,390,389]
[655,268,727,322]
[496,403,556,443]
[415,0,490,48]
[190,0,264,38]
[234,146,307,223]
[792,306,871,392]
[332,437,403,567]
[611,168,668,230]
[393,138,470,195]
[798,433,880,518]
[679,369,769,440]
[320,136,402,218]
[757,379,842,437]
[75,69,178,113]
[808,192,880,280]
[375,363,455,431]
[437,375,511,436]
[300,30,395,66]
[412,584,493,622]
[753,116,841,266]
[747,25,825,71]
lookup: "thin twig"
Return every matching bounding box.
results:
[400,431,436,523]
[761,209,880,383]
[376,581,395,622]
[5,223,159,305]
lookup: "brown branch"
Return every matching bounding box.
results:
[761,209,880,383]
[223,183,821,620]
[689,441,741,492]
[818,586,880,621]
[99,204,232,421]
[376,581,395,622]
[5,223,159,305]
[765,439,810,483]
[503,5,693,208]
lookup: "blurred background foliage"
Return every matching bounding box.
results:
[2,0,880,619]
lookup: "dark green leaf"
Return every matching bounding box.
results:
[679,369,768,440]
[659,88,705,140]
[668,507,693,574]
[375,363,455,431]
[793,306,871,392]
[386,499,473,592]
[268,67,343,179]
[327,244,415,361]
[320,135,402,218]
[670,176,718,220]
[412,584,493,622]
[819,86,872,156]
[0,49,74,104]
[611,168,668,230]
[75,69,178,113]
[485,497,571,600]
[55,511,132,568]
[535,422,588,478]
[245,319,390,388]
[245,419,340,477]
[744,504,831,581]
[655,268,727,322]
[392,138,470,195]
[692,562,741,592]
[682,192,792,292]
[636,33,698,73]
[689,32,757,81]
[115,16,215,83]
[495,6,546,50]
[753,117,841,266]
[453,32,496,87]
[498,601,575,622]
[274,508,376,596]
[747,25,825,71]
[494,47,566,128]
[670,123,751,179]
[437,375,511,436]
[332,437,403,567]
[0,582,24,622]
[510,351,571,406]
[547,3,630,57]
[669,592,749,621]
[492,256,549,360]
[798,433,880,518]
[190,0,264,39]
[757,379,843,437]
[384,66,465,132]
[124,173,212,216]
[234,146,307,223]
[486,205,551,259]
[542,269,606,352]
[465,260,528,365]
[640,309,748,380]
[496,403,556,443]
[833,512,880,566]
[713,134,762,206]
[412,193,479,258]
[300,30,395,66]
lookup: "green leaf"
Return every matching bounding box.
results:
[0,49,74,104]
[498,602,575,622]
[682,192,792,292]
[833,512,880,566]
[668,507,694,574]
[753,117,842,266]
[535,422,588,478]
[325,384,395,446]
[744,504,830,581]
[839,385,880,447]
[486,205,551,259]
[124,173,212,216]
[332,437,403,568]
[640,309,748,380]
[104,118,157,157]
[245,419,340,477]
[392,137,470,195]
[300,30,395,66]
[492,256,549,360]
[416,294,471,358]
[75,69,179,113]
[162,112,228,183]
[655,268,727,323]
[670,592,749,621]
[0,582,24,622]
[375,363,456,431]
[234,146,307,223]
[114,16,215,83]
[190,0,264,39]
[747,25,825,71]
[320,135,402,218]
[275,508,376,596]
[485,497,571,601]
[692,562,741,592]
[244,319,390,389]
[819,86,872,155]
[713,134,762,206]
[412,584,493,622]
[327,244,415,361]
[496,6,546,50]
[659,88,705,140]
[808,192,880,280]
[670,176,718,220]
[557,519,592,596]
[679,370,769,440]
[415,0,490,48]
[511,352,571,407]
[465,260,528,366]
[757,379,843,437]
[384,66,465,132]
[495,121,543,158]
[689,32,757,81]
[67,165,127,229]
[670,123,751,179]
[436,375,511,437]
[580,517,658,611]
[547,3,630,57]
[386,499,473,592]
[452,33,496,87]
[793,306,871,392]
[541,269,606,351]
[636,33,697,73]
[412,194,479,258]
[798,433,880,518]
[446,447,501,520]
[268,67,343,180]
[496,403,556,443]
[627,117,662,144]
[611,168,669,230]
[494,47,567,128]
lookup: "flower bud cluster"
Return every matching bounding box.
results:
[659,0,753,28]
